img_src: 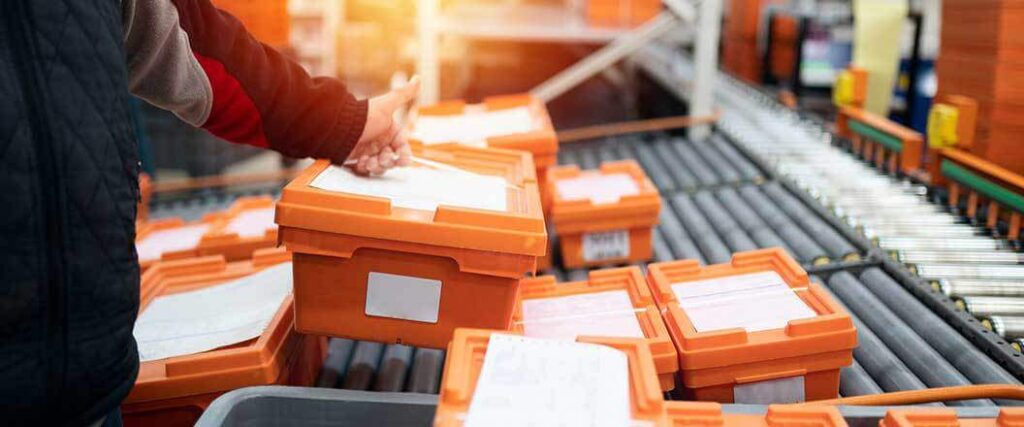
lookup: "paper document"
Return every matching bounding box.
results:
[136,223,211,262]
[521,290,644,340]
[225,207,277,238]
[134,262,293,362]
[556,173,639,205]
[310,165,508,212]
[672,271,817,333]
[464,334,631,427]
[412,107,536,146]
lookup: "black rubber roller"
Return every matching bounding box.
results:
[670,138,720,187]
[577,148,600,170]
[374,344,414,392]
[715,187,769,232]
[633,140,677,192]
[694,191,741,235]
[406,348,445,394]
[316,338,355,388]
[342,341,384,391]
[689,137,742,184]
[762,182,859,261]
[840,360,884,397]
[710,134,763,182]
[827,271,993,407]
[652,139,698,191]
[671,194,732,263]
[657,203,706,264]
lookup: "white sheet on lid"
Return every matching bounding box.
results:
[464,334,631,427]
[555,173,639,205]
[520,290,644,340]
[135,223,211,262]
[411,107,536,146]
[309,165,508,212]
[134,262,293,362]
[671,271,817,333]
[225,207,277,238]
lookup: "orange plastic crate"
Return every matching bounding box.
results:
[513,267,679,391]
[123,248,324,427]
[211,0,289,47]
[646,248,857,403]
[881,408,1024,427]
[407,94,558,177]
[276,145,546,349]
[434,329,665,426]
[661,401,847,427]
[138,173,152,223]
[547,160,661,268]
[135,196,279,270]
[586,0,662,28]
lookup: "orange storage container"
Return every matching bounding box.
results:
[881,408,1024,427]
[547,160,661,268]
[586,0,662,28]
[123,248,325,427]
[275,145,546,349]
[646,248,857,403]
[661,401,847,427]
[138,173,152,223]
[135,196,279,270]
[211,0,289,47]
[513,267,678,390]
[407,94,558,194]
[433,329,666,426]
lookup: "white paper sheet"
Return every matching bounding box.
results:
[521,290,644,340]
[583,230,631,262]
[309,165,508,212]
[136,223,211,262]
[134,262,293,362]
[556,173,640,205]
[464,334,631,427]
[412,107,536,146]
[225,207,277,238]
[671,271,817,333]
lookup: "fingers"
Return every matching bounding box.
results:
[381,76,421,111]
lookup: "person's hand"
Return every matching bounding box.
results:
[348,77,420,176]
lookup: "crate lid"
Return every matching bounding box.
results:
[548,160,661,231]
[662,402,848,427]
[276,145,546,256]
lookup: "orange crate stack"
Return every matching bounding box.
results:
[138,173,152,223]
[881,408,1024,427]
[135,196,278,270]
[211,0,290,47]
[275,145,546,349]
[662,402,847,427]
[936,0,1024,173]
[586,0,662,28]
[513,267,679,391]
[122,248,325,427]
[433,329,666,426]
[407,94,559,196]
[646,248,857,403]
[547,160,661,268]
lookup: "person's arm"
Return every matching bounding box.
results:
[122,0,414,174]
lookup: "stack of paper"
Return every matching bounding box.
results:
[465,334,631,427]
[672,271,817,333]
[520,291,644,340]
[555,173,639,205]
[134,263,293,362]
[411,107,536,146]
[136,223,211,262]
[310,165,508,212]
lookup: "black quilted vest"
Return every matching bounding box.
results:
[0,0,141,425]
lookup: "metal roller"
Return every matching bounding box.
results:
[858,269,1022,401]
[749,227,794,254]
[709,134,763,182]
[721,229,759,252]
[935,279,1024,298]
[651,228,676,263]
[988,316,1024,340]
[760,181,859,260]
[914,264,1024,280]
[958,296,1024,318]
[892,250,1024,266]
[652,139,698,190]
[847,215,962,228]
[689,137,741,184]
[596,145,621,163]
[876,237,1011,252]
[633,141,677,193]
[861,225,981,240]
[316,338,355,388]
[840,360,885,397]
[577,148,600,170]
[567,269,590,282]
[694,191,741,235]
[773,224,830,265]
[341,341,384,391]
[738,185,790,228]
[657,206,706,264]
[815,276,933,396]
[374,344,414,392]
[826,271,992,406]
[406,349,446,394]
[715,187,768,232]
[669,138,719,187]
[557,148,579,166]
[671,194,732,263]
[694,234,734,264]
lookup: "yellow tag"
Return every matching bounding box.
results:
[833,70,855,107]
[927,104,959,148]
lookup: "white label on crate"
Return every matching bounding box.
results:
[135,223,211,262]
[310,165,507,213]
[734,376,806,404]
[365,272,442,323]
[225,207,277,238]
[555,173,639,205]
[464,334,630,427]
[411,106,536,145]
[583,230,631,262]
[134,262,293,362]
[671,271,817,333]
[521,290,644,340]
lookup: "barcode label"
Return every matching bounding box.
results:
[583,230,630,262]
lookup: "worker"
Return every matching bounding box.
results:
[0,0,417,425]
